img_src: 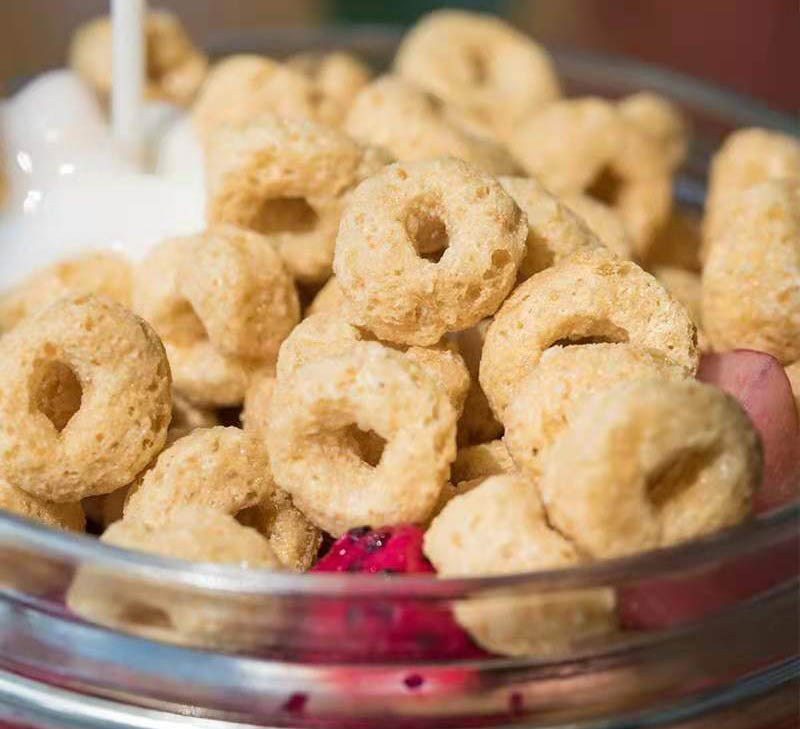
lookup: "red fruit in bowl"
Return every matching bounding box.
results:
[698,350,800,511]
[307,525,486,661]
[312,524,436,575]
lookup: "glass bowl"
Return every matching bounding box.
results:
[0,28,798,729]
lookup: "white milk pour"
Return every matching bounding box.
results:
[0,0,206,290]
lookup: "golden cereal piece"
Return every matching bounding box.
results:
[509,97,672,255]
[133,228,293,406]
[345,75,519,175]
[498,176,606,280]
[207,115,391,284]
[0,251,132,334]
[0,478,85,532]
[703,128,800,257]
[425,475,616,656]
[276,313,469,416]
[70,11,207,106]
[192,55,332,142]
[617,92,689,171]
[702,180,800,364]
[238,488,322,572]
[0,295,171,502]
[480,250,698,416]
[395,10,560,142]
[334,158,527,346]
[169,390,219,442]
[504,344,687,480]
[540,379,761,558]
[562,193,633,260]
[287,51,372,126]
[267,342,457,535]
[124,427,272,527]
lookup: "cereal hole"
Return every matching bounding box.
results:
[549,321,630,349]
[252,197,319,235]
[404,198,449,263]
[171,299,208,345]
[647,447,712,510]
[346,424,387,467]
[29,359,83,432]
[465,48,490,85]
[586,167,624,207]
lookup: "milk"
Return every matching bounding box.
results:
[0,70,206,290]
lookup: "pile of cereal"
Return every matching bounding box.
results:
[0,9,797,656]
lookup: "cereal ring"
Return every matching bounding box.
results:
[345,76,519,176]
[540,380,761,558]
[133,228,293,405]
[480,249,698,420]
[238,488,323,572]
[276,313,470,415]
[70,11,207,106]
[424,475,616,656]
[241,372,276,440]
[703,128,800,254]
[498,176,605,280]
[192,55,332,142]
[0,478,85,532]
[504,344,688,480]
[561,193,633,260]
[509,98,672,255]
[0,251,132,333]
[0,295,171,502]
[179,225,299,360]
[306,277,346,318]
[287,51,372,126]
[124,427,272,527]
[105,507,279,567]
[617,92,689,171]
[451,440,514,484]
[480,251,698,416]
[450,321,504,446]
[394,10,560,142]
[334,158,527,346]
[207,115,391,284]
[267,342,456,535]
[67,506,281,649]
[653,266,708,350]
[702,180,800,364]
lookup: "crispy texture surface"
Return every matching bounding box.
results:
[334,158,526,345]
[539,380,761,558]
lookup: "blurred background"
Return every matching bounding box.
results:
[1,0,797,110]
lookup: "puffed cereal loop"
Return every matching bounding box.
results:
[424,475,616,656]
[333,158,527,346]
[0,295,171,502]
[267,342,457,535]
[395,10,561,142]
[480,250,698,416]
[539,379,761,558]
[702,180,800,364]
[0,478,85,532]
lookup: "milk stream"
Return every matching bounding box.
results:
[0,70,206,290]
